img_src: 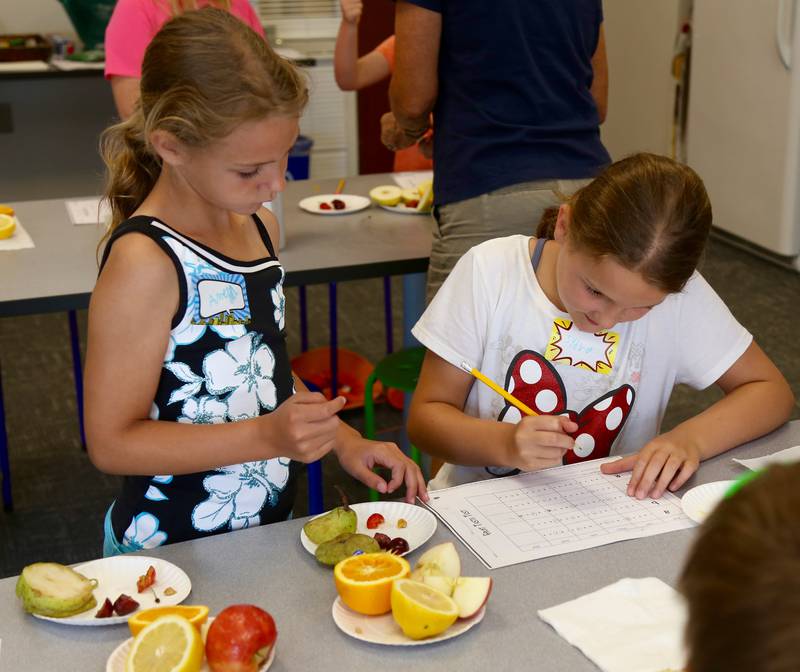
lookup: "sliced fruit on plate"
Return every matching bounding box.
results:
[400,188,419,204]
[0,213,16,240]
[126,614,204,672]
[369,185,403,206]
[390,578,459,640]
[128,604,210,636]
[0,204,14,216]
[415,541,461,579]
[452,576,493,619]
[416,180,434,212]
[16,562,98,617]
[334,552,410,616]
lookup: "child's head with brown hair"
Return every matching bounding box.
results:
[538,153,712,294]
[679,463,800,672]
[100,6,308,231]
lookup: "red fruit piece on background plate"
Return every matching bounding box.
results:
[405,200,419,208]
[319,202,332,210]
[95,598,114,618]
[366,513,385,529]
[136,565,156,593]
[332,199,346,210]
[112,593,140,616]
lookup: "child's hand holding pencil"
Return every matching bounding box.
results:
[460,361,577,471]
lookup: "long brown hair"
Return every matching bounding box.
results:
[679,463,800,672]
[159,0,232,16]
[537,153,712,292]
[100,7,308,237]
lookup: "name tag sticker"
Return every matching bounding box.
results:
[198,279,246,319]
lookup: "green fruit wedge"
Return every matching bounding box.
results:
[16,562,98,617]
[315,532,380,566]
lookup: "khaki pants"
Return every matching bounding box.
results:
[426,178,590,303]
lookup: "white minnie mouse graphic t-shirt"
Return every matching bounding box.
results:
[412,235,752,490]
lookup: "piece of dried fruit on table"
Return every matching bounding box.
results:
[136,565,156,593]
[366,513,385,529]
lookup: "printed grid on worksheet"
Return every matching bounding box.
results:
[463,471,686,553]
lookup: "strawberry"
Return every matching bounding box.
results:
[136,565,156,593]
[366,513,385,529]
[319,202,332,210]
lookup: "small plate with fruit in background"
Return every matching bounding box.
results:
[18,556,191,626]
[370,182,433,216]
[107,604,277,672]
[298,194,371,215]
[301,500,437,564]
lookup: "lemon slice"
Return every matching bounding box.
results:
[125,614,203,672]
[334,552,410,615]
[128,604,209,637]
[416,181,434,213]
[0,214,16,240]
[391,578,459,640]
[369,185,403,207]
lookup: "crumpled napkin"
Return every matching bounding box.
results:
[733,445,800,471]
[538,577,687,672]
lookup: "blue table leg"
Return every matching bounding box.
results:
[68,310,87,449]
[299,286,308,353]
[328,282,338,398]
[307,460,323,515]
[0,361,12,512]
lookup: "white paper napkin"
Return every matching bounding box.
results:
[733,445,800,471]
[538,577,687,672]
[0,217,35,251]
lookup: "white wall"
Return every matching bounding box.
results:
[600,0,689,160]
[0,0,77,39]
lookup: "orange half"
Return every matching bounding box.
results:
[334,552,410,615]
[128,605,209,637]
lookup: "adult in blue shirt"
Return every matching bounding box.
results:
[382,0,611,302]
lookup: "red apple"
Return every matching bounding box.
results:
[451,577,493,619]
[205,605,277,672]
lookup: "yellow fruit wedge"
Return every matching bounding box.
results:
[416,181,434,213]
[125,614,203,672]
[0,214,16,240]
[128,604,209,637]
[416,179,433,197]
[369,185,403,207]
[334,552,410,615]
[391,578,459,640]
[0,204,14,217]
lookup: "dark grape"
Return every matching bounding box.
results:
[387,537,409,555]
[373,532,392,550]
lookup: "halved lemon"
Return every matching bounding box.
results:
[0,214,15,240]
[0,205,14,217]
[391,578,459,640]
[128,604,209,637]
[334,552,410,615]
[125,614,203,672]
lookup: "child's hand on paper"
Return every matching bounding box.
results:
[507,415,577,472]
[600,432,701,499]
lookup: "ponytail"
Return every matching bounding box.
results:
[536,206,559,240]
[99,108,162,242]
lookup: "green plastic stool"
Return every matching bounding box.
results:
[364,347,426,501]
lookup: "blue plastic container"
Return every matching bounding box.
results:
[286,135,314,180]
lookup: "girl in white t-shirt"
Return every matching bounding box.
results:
[409,153,794,499]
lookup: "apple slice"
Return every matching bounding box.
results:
[410,566,456,597]
[451,577,492,619]
[415,542,461,579]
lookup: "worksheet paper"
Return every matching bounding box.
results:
[65,198,111,226]
[424,459,695,569]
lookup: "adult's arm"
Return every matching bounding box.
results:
[590,24,608,124]
[389,1,441,140]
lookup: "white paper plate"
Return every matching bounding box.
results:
[680,480,736,524]
[332,597,485,646]
[378,203,431,216]
[33,556,191,626]
[298,194,370,215]
[106,617,275,671]
[300,501,437,558]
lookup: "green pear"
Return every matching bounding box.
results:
[303,505,357,545]
[16,562,98,617]
[314,533,380,566]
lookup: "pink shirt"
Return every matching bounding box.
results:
[105,0,265,79]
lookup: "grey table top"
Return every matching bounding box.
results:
[1,421,798,671]
[0,174,432,317]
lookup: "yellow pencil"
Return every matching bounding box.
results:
[335,178,346,194]
[459,361,538,416]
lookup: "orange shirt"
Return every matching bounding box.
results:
[376,36,434,172]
